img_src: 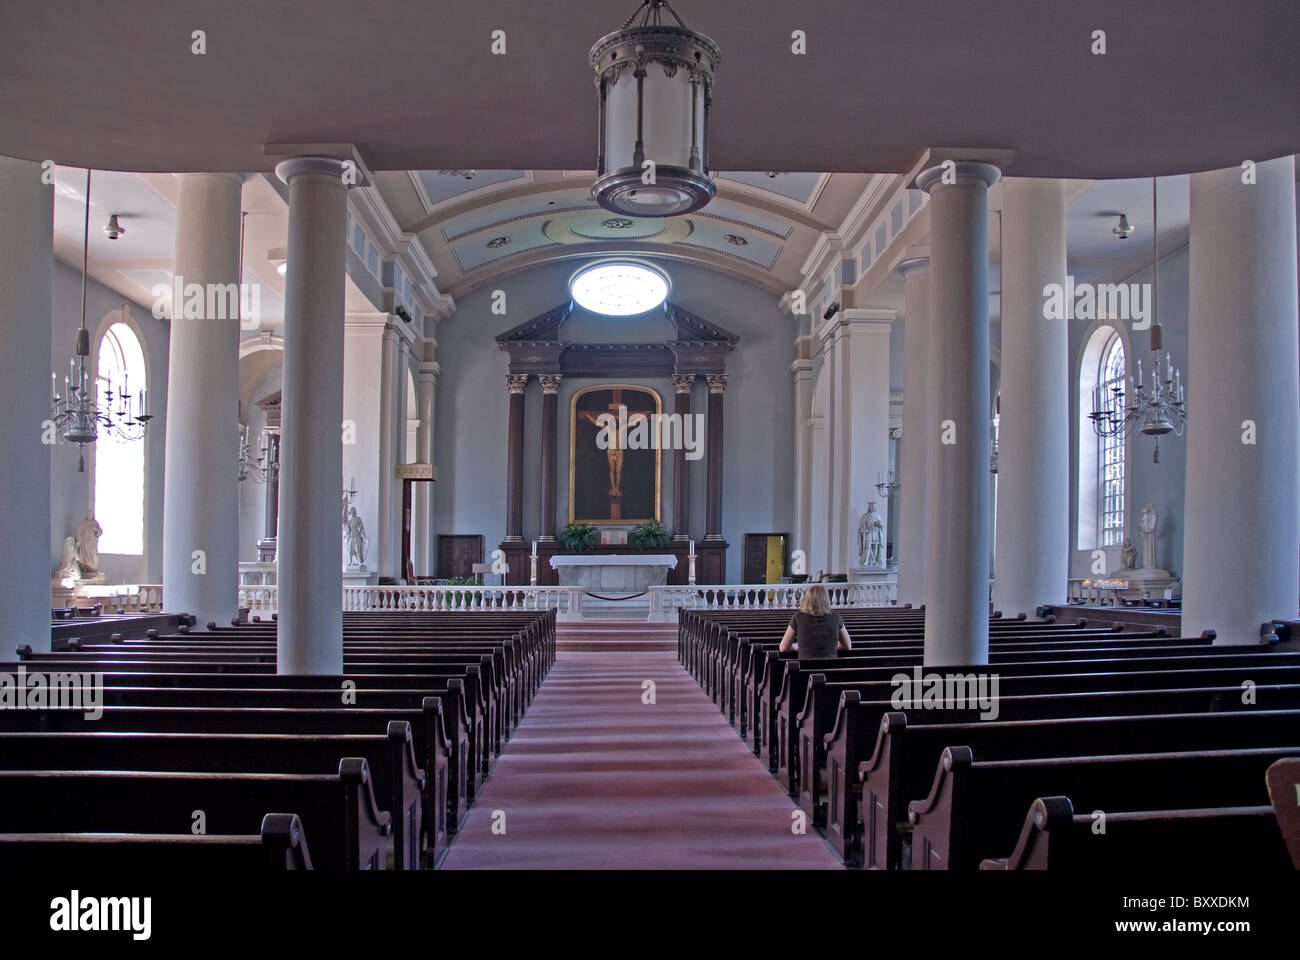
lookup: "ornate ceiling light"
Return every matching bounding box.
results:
[589,0,720,218]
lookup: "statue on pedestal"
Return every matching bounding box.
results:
[344,506,368,569]
[73,511,106,583]
[1119,538,1137,572]
[1139,503,1158,571]
[55,536,82,583]
[858,503,885,568]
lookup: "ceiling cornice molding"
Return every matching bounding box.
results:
[799,230,843,281]
[837,173,902,250]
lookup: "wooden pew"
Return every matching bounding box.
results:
[852,707,1300,869]
[0,723,431,870]
[906,745,1298,870]
[0,760,391,870]
[0,813,313,870]
[978,797,1291,870]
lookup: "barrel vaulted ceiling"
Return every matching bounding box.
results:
[371,170,876,296]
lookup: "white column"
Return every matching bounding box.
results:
[1183,156,1299,643]
[919,161,1000,666]
[994,178,1069,617]
[791,342,814,571]
[395,339,412,577]
[821,327,845,571]
[163,173,242,628]
[0,157,53,648]
[840,310,895,571]
[376,321,396,579]
[896,257,931,607]
[413,361,438,575]
[275,157,349,674]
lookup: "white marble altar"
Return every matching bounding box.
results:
[550,554,677,595]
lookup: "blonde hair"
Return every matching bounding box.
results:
[799,584,832,616]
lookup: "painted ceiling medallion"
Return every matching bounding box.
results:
[569,258,672,316]
[602,217,635,229]
[589,1,720,218]
[723,233,748,245]
[486,236,511,248]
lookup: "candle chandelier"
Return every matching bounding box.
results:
[1088,177,1187,463]
[237,424,279,484]
[49,169,151,472]
[589,0,720,217]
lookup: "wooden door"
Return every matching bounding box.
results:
[437,535,483,580]
[743,533,788,584]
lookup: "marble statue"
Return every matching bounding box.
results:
[55,536,81,582]
[73,511,106,582]
[1139,503,1158,571]
[344,506,368,568]
[859,503,885,568]
[1119,538,1137,572]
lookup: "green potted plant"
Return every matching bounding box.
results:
[558,522,599,553]
[628,521,671,549]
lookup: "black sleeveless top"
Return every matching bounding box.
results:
[790,611,843,660]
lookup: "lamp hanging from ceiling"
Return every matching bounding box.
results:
[48,168,151,472]
[1088,177,1186,463]
[589,0,720,218]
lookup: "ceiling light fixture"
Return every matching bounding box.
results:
[569,258,671,316]
[103,214,126,240]
[1112,213,1134,239]
[589,0,720,218]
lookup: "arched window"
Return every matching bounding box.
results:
[1077,324,1128,551]
[1097,333,1127,547]
[94,321,147,555]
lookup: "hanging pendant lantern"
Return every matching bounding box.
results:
[589,0,720,217]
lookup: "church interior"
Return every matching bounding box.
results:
[1,0,1298,918]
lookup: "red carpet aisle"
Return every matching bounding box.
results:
[440,650,842,869]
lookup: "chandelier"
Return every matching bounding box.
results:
[1089,178,1186,463]
[237,424,279,484]
[589,0,720,217]
[49,169,151,472]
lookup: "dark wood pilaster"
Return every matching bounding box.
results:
[538,374,561,541]
[505,373,528,543]
[672,374,694,539]
[705,373,727,539]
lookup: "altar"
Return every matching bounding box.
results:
[550,553,677,597]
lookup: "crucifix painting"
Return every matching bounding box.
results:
[570,384,661,524]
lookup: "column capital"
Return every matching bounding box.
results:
[538,374,563,395]
[896,256,931,277]
[506,373,529,394]
[706,374,728,394]
[915,161,1001,195]
[274,156,357,187]
[672,373,696,394]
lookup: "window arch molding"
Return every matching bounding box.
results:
[88,305,151,558]
[1076,318,1133,552]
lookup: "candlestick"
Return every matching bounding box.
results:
[531,540,538,559]
[688,539,695,558]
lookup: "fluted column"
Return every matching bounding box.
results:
[918,160,1000,666]
[163,172,242,628]
[896,256,931,607]
[0,156,53,648]
[538,374,562,541]
[504,373,528,541]
[376,321,397,578]
[790,355,813,565]
[704,374,727,539]
[1183,157,1299,643]
[994,178,1069,617]
[413,361,439,574]
[274,157,350,674]
[263,430,281,542]
[672,374,695,539]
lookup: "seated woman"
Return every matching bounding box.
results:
[779,584,852,660]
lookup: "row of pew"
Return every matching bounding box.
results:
[0,609,555,869]
[679,606,1300,869]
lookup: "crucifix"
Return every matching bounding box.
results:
[577,387,656,520]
